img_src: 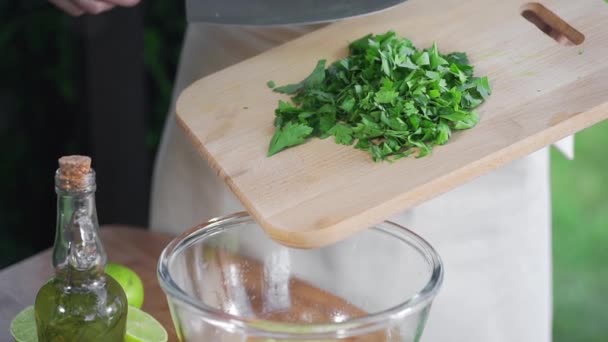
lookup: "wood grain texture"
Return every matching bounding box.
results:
[0,226,177,342]
[176,0,608,248]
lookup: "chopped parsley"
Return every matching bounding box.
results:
[267,31,491,161]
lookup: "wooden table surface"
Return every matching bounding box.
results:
[0,226,178,342]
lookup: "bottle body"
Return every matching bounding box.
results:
[35,159,127,341]
[35,275,127,341]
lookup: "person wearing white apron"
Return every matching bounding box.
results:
[50,1,574,341]
[149,24,575,342]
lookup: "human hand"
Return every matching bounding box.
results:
[49,0,140,16]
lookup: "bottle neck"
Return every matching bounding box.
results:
[52,171,107,284]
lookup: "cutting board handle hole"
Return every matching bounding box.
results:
[521,3,584,46]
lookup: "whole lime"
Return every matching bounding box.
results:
[105,263,144,309]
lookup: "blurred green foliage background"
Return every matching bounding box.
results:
[0,2,606,341]
[551,121,608,342]
[0,0,185,265]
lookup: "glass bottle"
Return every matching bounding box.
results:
[35,156,127,341]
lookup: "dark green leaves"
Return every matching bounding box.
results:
[267,31,491,160]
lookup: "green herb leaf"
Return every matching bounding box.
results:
[446,52,469,65]
[340,97,356,113]
[375,89,399,104]
[267,122,313,156]
[453,111,480,129]
[475,76,491,99]
[273,60,326,94]
[415,51,430,66]
[328,123,354,145]
[435,121,451,145]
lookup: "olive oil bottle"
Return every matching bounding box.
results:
[35,156,127,341]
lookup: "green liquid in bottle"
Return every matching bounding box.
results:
[35,273,127,341]
[35,157,127,341]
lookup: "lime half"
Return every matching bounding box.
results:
[10,306,37,342]
[125,306,168,342]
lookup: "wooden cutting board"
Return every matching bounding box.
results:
[176,0,608,248]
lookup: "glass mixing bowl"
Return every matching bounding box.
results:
[158,212,443,341]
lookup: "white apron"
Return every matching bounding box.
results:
[150,23,573,342]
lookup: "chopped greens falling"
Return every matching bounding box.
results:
[267,31,491,161]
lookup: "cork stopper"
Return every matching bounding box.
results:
[57,155,93,191]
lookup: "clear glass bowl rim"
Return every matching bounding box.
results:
[157,212,443,339]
